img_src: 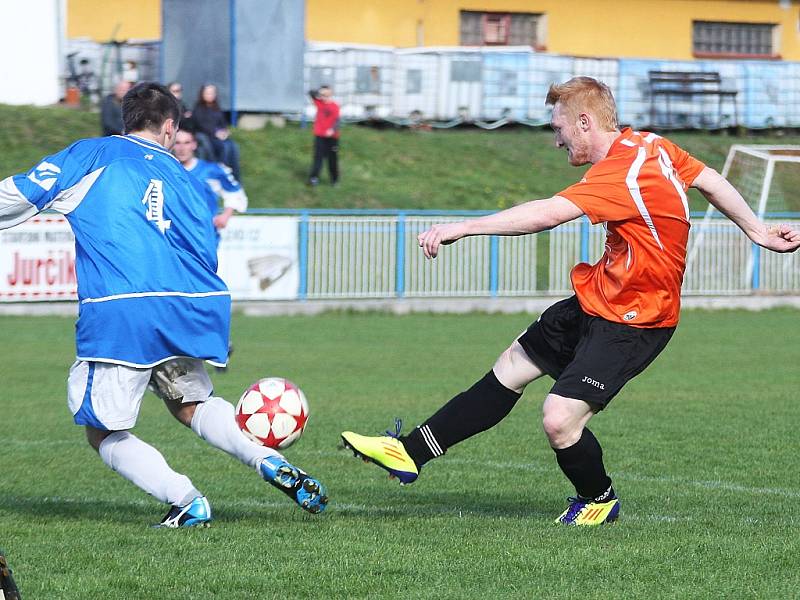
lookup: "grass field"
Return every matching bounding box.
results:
[2,309,799,598]
[3,103,800,212]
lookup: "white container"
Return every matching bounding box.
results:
[304,42,395,119]
[527,54,573,122]
[429,47,484,121]
[573,57,619,94]
[392,48,440,119]
[481,46,534,121]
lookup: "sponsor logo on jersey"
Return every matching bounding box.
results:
[142,179,172,234]
[623,310,638,321]
[582,376,605,390]
[27,161,61,191]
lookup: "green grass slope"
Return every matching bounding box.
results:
[2,103,800,211]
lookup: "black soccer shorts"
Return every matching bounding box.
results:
[517,296,675,408]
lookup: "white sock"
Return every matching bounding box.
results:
[98,431,201,506]
[191,397,282,471]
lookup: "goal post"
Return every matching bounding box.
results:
[687,145,800,289]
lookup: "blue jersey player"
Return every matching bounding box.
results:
[172,128,248,238]
[0,83,327,526]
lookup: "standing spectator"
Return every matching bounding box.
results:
[192,84,242,181]
[100,80,132,136]
[308,86,340,186]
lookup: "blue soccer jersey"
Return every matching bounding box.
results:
[186,158,248,218]
[0,134,231,367]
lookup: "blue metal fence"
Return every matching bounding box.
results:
[246,208,800,298]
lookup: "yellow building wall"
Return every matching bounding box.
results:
[66,0,800,60]
[306,0,800,60]
[67,0,161,41]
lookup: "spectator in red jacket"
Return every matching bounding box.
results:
[308,86,340,186]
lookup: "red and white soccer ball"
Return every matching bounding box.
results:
[235,377,309,449]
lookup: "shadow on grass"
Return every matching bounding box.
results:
[215,491,558,523]
[0,494,157,524]
[2,482,562,525]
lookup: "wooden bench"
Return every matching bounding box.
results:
[648,71,738,129]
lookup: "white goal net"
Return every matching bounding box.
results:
[687,145,800,293]
[717,145,800,216]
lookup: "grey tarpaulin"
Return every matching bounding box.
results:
[162,0,305,118]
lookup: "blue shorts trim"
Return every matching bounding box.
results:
[73,362,107,430]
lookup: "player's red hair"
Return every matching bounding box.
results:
[546,77,618,132]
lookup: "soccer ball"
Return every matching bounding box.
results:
[235,377,309,449]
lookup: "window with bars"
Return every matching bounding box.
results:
[692,21,777,57]
[460,11,541,47]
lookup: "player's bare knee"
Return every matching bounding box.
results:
[541,410,582,449]
[166,399,198,428]
[85,426,113,451]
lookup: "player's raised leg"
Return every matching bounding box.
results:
[341,339,544,484]
[152,359,328,514]
[542,393,619,525]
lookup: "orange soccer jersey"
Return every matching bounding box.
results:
[558,128,706,328]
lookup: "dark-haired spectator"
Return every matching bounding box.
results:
[192,84,241,181]
[100,80,132,135]
[168,81,214,161]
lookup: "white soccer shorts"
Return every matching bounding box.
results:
[67,358,213,431]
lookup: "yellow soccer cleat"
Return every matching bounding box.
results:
[341,431,420,485]
[555,495,620,525]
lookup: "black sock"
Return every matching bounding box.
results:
[401,370,522,467]
[553,428,613,500]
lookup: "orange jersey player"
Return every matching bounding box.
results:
[341,76,800,526]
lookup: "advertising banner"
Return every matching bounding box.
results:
[0,215,300,302]
[216,216,299,300]
[0,216,77,301]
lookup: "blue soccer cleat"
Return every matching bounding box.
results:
[260,456,328,514]
[555,494,620,526]
[154,495,212,528]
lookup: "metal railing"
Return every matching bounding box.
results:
[249,209,800,299]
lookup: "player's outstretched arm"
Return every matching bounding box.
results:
[692,167,800,253]
[0,176,43,230]
[417,196,583,258]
